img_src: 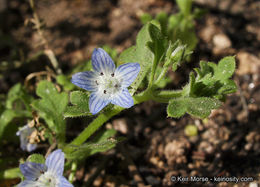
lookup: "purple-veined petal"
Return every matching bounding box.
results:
[115,63,140,88]
[111,89,134,108]
[58,176,74,187]
[20,162,47,180]
[71,71,98,91]
[45,149,64,176]
[18,180,37,187]
[91,48,115,74]
[89,92,110,114]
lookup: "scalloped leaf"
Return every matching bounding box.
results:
[119,23,154,94]
[31,81,68,140]
[167,97,221,119]
[64,91,91,118]
[65,129,124,160]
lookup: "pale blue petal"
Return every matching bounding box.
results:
[45,149,64,176]
[58,176,74,187]
[17,125,37,152]
[71,71,98,91]
[26,143,37,152]
[18,180,37,187]
[111,89,134,108]
[89,92,110,114]
[91,48,115,74]
[20,162,47,180]
[115,63,140,88]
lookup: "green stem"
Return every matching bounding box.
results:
[154,89,183,98]
[66,90,150,151]
[154,66,169,86]
[69,107,123,146]
[68,162,77,184]
[148,58,158,88]
[65,88,182,153]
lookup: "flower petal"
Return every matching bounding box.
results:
[111,89,134,108]
[16,125,37,152]
[45,149,64,176]
[71,71,98,91]
[20,162,47,180]
[18,180,37,187]
[91,48,115,74]
[26,143,37,152]
[115,63,140,88]
[89,92,110,114]
[58,176,74,187]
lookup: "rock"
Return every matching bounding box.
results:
[213,33,232,50]
[236,52,260,75]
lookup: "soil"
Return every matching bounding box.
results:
[0,0,260,186]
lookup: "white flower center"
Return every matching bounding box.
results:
[36,172,58,187]
[95,72,122,97]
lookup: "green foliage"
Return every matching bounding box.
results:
[66,129,124,160]
[140,13,152,24]
[147,23,168,66]
[176,0,192,17]
[189,56,237,99]
[140,0,201,53]
[0,83,32,141]
[31,81,68,141]
[0,110,30,141]
[167,97,221,118]
[64,91,91,118]
[155,12,168,36]
[0,167,22,180]
[6,83,33,111]
[119,23,154,94]
[57,75,75,91]
[26,154,45,164]
[167,56,236,119]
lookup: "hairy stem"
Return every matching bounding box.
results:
[66,90,151,151]
[148,58,158,88]
[65,88,183,153]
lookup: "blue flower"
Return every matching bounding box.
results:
[16,124,37,152]
[71,48,140,114]
[18,149,73,187]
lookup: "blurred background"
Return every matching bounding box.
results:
[0,0,260,186]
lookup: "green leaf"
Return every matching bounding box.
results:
[119,23,154,94]
[0,109,31,141]
[187,97,221,118]
[140,13,152,24]
[64,91,91,118]
[167,97,221,118]
[6,83,33,111]
[156,11,168,36]
[56,75,75,91]
[167,98,187,118]
[147,23,168,65]
[31,81,68,140]
[187,56,237,99]
[176,0,192,17]
[0,167,22,180]
[214,56,236,81]
[65,129,123,160]
[26,154,45,164]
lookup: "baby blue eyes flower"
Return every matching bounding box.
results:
[71,48,140,114]
[18,149,73,187]
[16,124,37,152]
